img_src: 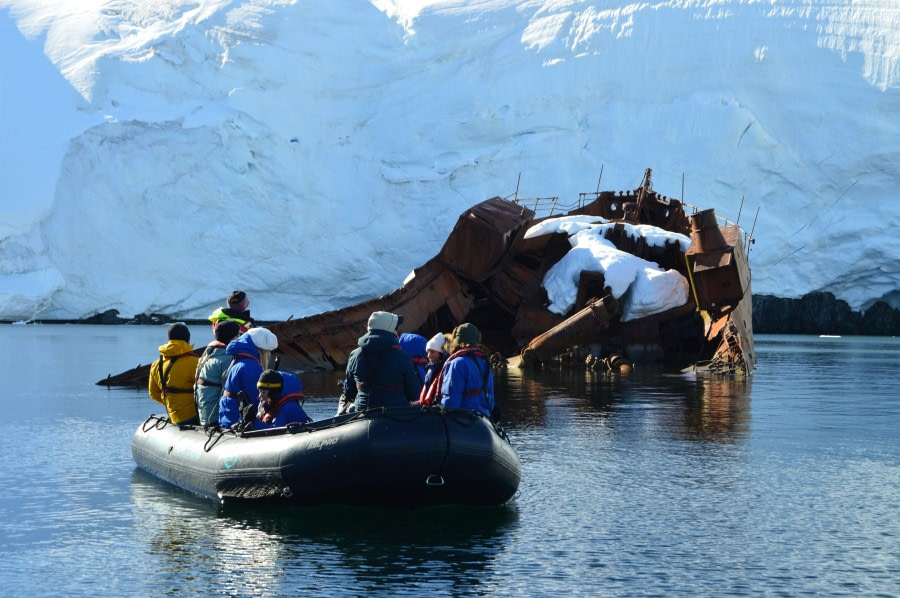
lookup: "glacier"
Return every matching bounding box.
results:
[0,0,898,322]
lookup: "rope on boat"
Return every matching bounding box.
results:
[203,426,228,452]
[491,420,511,443]
[142,414,170,432]
[176,405,512,454]
[285,421,312,434]
[417,405,512,443]
[442,409,481,429]
[426,408,453,488]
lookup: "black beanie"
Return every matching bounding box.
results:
[227,290,247,306]
[214,319,241,343]
[168,322,190,342]
[257,369,284,399]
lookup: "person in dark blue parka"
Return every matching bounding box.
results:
[218,327,278,429]
[343,311,422,412]
[254,369,312,429]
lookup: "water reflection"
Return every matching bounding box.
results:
[289,363,752,444]
[130,469,519,594]
[497,366,751,443]
[228,504,519,594]
[679,375,752,442]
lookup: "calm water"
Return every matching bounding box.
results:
[0,326,898,596]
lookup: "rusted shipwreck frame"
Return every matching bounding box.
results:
[97,347,203,387]
[270,169,755,377]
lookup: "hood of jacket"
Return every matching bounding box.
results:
[398,333,427,358]
[226,332,261,359]
[158,339,194,357]
[278,372,304,398]
[357,329,399,352]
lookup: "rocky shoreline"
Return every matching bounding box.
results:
[753,292,900,336]
[5,310,278,328]
[5,292,899,336]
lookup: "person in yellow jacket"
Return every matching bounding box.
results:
[148,323,201,425]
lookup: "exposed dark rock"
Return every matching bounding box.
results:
[127,312,177,325]
[19,311,206,326]
[753,292,900,336]
[82,309,128,325]
[860,301,900,336]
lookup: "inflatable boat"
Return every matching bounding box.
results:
[131,406,521,507]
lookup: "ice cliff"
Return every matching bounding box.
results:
[0,0,897,322]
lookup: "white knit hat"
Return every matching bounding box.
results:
[426,332,447,354]
[247,327,278,350]
[367,311,402,333]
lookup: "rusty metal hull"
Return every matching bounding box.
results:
[521,295,620,367]
[272,259,475,370]
[97,348,203,387]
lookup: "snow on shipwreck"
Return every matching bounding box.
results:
[271,169,755,376]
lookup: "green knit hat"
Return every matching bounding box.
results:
[453,323,481,345]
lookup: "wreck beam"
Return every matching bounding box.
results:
[521,294,620,368]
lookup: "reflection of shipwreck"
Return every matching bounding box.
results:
[272,169,755,376]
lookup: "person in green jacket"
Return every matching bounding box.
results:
[208,290,254,332]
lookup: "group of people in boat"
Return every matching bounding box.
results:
[147,290,495,431]
[337,311,494,418]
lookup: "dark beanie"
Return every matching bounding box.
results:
[227,290,247,306]
[214,319,241,343]
[257,369,284,399]
[168,322,190,342]
[453,322,481,345]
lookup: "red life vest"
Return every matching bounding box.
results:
[258,391,304,424]
[418,347,487,406]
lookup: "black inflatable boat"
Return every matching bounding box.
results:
[131,406,521,507]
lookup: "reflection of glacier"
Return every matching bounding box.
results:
[130,469,518,594]
[272,170,755,376]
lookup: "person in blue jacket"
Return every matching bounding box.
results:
[254,369,312,429]
[343,311,422,412]
[439,323,494,418]
[398,332,428,385]
[218,327,278,429]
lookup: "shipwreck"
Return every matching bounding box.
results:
[270,168,755,377]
